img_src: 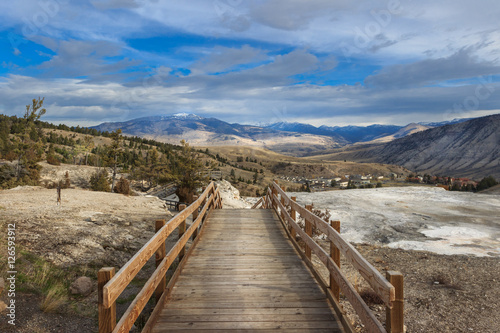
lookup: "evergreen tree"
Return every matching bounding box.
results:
[173,140,208,203]
[15,97,46,183]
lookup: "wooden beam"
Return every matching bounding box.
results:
[154,220,166,304]
[102,183,215,309]
[386,271,404,333]
[330,220,341,301]
[251,197,263,209]
[272,183,394,307]
[98,268,116,333]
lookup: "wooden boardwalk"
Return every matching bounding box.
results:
[152,209,344,332]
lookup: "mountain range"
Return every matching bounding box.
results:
[92,113,499,179]
[92,113,344,156]
[92,113,446,149]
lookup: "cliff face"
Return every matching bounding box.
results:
[376,114,500,178]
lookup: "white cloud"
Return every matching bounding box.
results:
[190,45,267,75]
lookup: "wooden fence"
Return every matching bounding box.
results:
[98,182,223,333]
[254,181,404,333]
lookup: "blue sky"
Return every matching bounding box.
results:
[1,0,500,126]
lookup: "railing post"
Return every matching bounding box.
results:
[330,220,341,301]
[386,271,404,333]
[280,186,286,221]
[290,196,297,238]
[178,204,187,261]
[192,195,199,240]
[154,219,166,303]
[305,204,313,259]
[272,180,278,209]
[98,267,116,333]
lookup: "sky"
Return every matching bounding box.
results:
[1,0,500,127]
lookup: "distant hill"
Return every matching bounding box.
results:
[310,114,500,179]
[91,114,344,156]
[265,122,403,143]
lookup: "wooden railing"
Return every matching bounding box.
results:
[261,181,404,333]
[98,182,223,333]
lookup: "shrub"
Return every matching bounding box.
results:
[477,176,498,191]
[89,169,110,192]
[46,154,61,165]
[114,177,130,195]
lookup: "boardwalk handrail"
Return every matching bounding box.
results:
[263,181,404,333]
[98,182,223,333]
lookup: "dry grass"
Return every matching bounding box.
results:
[40,284,67,313]
[32,262,52,287]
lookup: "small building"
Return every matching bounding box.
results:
[352,179,371,186]
[339,181,349,189]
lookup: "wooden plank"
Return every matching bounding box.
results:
[98,268,116,333]
[152,320,340,330]
[173,282,325,289]
[156,313,337,323]
[158,307,335,316]
[163,301,333,309]
[102,183,215,309]
[273,183,395,307]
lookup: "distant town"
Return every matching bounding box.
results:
[278,173,483,192]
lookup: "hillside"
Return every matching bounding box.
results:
[92,114,344,156]
[202,145,410,182]
[310,114,500,179]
